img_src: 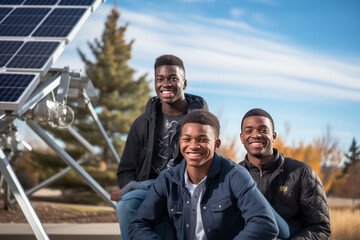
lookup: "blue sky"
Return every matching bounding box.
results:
[53,0,360,157]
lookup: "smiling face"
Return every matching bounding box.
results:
[180,123,221,171]
[240,116,276,166]
[155,65,187,105]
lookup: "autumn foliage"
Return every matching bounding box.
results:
[273,135,342,194]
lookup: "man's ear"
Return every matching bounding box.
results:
[240,133,244,144]
[214,138,221,151]
[183,79,187,90]
[272,131,277,142]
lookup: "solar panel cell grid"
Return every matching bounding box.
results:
[0,7,12,22]
[6,41,59,69]
[59,0,95,6]
[24,0,59,5]
[33,8,86,37]
[0,0,25,5]
[0,73,35,102]
[0,40,23,67]
[0,7,50,37]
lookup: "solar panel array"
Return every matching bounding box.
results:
[0,0,103,111]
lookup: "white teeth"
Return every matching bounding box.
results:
[251,143,263,147]
[188,153,201,156]
[162,91,173,94]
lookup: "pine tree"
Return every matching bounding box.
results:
[340,138,360,176]
[74,7,152,166]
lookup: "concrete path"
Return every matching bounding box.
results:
[0,223,121,240]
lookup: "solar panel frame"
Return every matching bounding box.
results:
[0,72,40,111]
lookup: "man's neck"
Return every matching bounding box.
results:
[247,154,274,169]
[162,98,189,115]
[186,162,212,184]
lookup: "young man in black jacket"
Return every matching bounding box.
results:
[110,55,207,240]
[239,108,331,240]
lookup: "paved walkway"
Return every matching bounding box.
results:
[0,223,121,240]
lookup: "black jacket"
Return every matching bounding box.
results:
[117,93,208,188]
[239,148,331,240]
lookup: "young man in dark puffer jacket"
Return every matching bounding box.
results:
[110,55,208,240]
[239,108,331,240]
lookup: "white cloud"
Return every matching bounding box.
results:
[55,4,360,102]
[230,8,245,18]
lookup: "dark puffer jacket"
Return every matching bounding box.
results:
[239,148,331,240]
[117,93,207,188]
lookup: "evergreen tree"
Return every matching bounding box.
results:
[74,7,152,165]
[343,138,360,172]
[336,138,360,179]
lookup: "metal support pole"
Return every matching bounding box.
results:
[27,120,115,208]
[82,89,121,163]
[8,157,88,206]
[0,149,49,240]
[67,125,97,154]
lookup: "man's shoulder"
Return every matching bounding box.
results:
[185,93,208,110]
[283,157,319,179]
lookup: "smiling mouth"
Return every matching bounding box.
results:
[186,152,203,159]
[161,90,174,98]
[250,142,264,148]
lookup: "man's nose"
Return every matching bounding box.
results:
[162,78,172,86]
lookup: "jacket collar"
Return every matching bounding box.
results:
[243,148,285,173]
[172,152,221,185]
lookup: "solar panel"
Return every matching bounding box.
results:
[32,8,87,38]
[0,8,51,37]
[0,73,40,110]
[6,41,64,72]
[0,0,101,111]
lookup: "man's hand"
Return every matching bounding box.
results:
[110,187,121,201]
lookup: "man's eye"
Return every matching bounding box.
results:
[171,77,178,81]
[199,139,209,142]
[261,129,269,133]
[156,78,163,82]
[245,131,251,134]
[181,138,190,142]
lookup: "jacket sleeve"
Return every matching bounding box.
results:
[292,166,331,240]
[128,174,168,240]
[231,167,279,239]
[290,166,331,240]
[117,118,142,188]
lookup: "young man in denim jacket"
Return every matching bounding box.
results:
[129,110,278,240]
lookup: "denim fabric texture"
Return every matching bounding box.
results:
[129,153,279,240]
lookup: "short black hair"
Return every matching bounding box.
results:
[181,109,220,138]
[154,55,185,75]
[241,108,275,131]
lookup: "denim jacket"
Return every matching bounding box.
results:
[129,153,278,240]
